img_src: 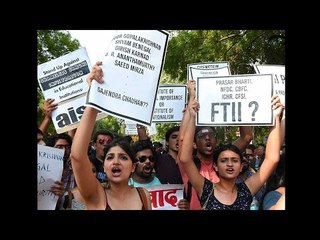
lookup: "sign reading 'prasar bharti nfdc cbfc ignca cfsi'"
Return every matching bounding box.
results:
[196,74,274,126]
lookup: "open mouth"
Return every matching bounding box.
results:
[205,142,213,151]
[111,166,121,177]
[143,164,153,174]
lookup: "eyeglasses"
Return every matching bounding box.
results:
[98,138,112,145]
[136,155,154,163]
[196,132,216,139]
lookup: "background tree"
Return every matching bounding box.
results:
[93,115,121,139]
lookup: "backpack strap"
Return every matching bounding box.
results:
[137,187,152,210]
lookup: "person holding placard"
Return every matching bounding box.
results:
[70,61,151,210]
[179,80,253,210]
[178,81,284,210]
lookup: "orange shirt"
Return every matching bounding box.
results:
[179,159,219,210]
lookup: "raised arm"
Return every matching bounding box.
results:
[38,98,58,134]
[179,80,196,138]
[246,95,283,195]
[70,61,104,201]
[137,124,148,140]
[178,80,205,197]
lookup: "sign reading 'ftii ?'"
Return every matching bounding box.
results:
[197,74,273,126]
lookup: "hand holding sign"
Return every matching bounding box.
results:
[86,61,104,85]
[187,80,196,100]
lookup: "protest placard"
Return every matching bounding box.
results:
[152,85,187,123]
[197,74,274,126]
[37,145,64,210]
[187,61,231,80]
[85,30,169,126]
[145,184,184,210]
[253,64,285,106]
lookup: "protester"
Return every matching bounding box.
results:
[178,81,283,210]
[179,80,253,210]
[70,61,151,210]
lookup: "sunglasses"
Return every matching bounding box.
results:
[136,155,154,163]
[98,138,112,145]
[196,132,216,139]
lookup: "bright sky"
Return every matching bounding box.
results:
[68,30,117,66]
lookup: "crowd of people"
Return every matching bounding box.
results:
[38,61,286,210]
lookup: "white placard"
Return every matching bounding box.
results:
[253,64,285,106]
[187,61,230,80]
[38,47,91,104]
[37,145,64,210]
[145,184,184,210]
[197,74,274,126]
[124,120,157,136]
[152,85,187,123]
[86,30,169,126]
[51,94,108,133]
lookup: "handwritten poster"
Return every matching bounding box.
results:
[37,145,64,210]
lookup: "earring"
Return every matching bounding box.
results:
[128,172,134,187]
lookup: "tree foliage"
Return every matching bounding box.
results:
[37,30,80,65]
[93,116,121,138]
[164,30,285,82]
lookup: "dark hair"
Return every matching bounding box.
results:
[246,144,256,152]
[213,143,243,164]
[121,135,133,144]
[165,126,180,142]
[46,133,73,147]
[103,139,137,163]
[257,143,266,150]
[152,141,163,148]
[132,139,155,156]
[93,129,114,143]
